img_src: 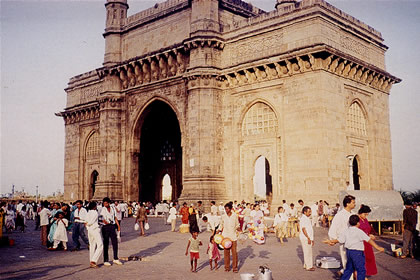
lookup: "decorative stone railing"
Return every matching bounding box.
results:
[221,46,401,93]
[223,0,382,41]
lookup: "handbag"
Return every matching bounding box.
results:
[134,223,140,231]
[144,222,150,230]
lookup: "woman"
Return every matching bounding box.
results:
[188,204,199,233]
[135,203,148,236]
[179,202,190,233]
[358,205,377,278]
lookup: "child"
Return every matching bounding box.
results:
[185,231,202,272]
[327,215,384,280]
[273,206,288,243]
[49,212,68,251]
[207,235,221,270]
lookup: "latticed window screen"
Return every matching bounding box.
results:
[86,132,99,157]
[161,140,175,161]
[242,102,278,136]
[347,102,367,136]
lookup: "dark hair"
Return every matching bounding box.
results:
[210,235,214,242]
[290,203,294,207]
[75,200,83,205]
[198,201,202,204]
[202,216,208,221]
[211,201,215,205]
[282,200,286,203]
[349,214,360,226]
[278,206,283,211]
[224,202,233,209]
[358,205,371,214]
[298,199,303,203]
[103,197,111,203]
[55,211,63,218]
[343,195,355,207]
[302,206,311,214]
[88,201,97,210]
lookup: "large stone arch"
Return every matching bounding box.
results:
[128,98,183,203]
[238,100,281,203]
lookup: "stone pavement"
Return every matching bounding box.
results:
[1,217,418,280]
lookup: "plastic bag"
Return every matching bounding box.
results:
[144,222,150,230]
[117,231,121,243]
[134,223,140,231]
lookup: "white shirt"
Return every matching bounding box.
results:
[162,203,169,213]
[169,207,177,219]
[40,208,51,226]
[289,207,298,218]
[299,215,314,241]
[16,203,24,212]
[218,205,225,215]
[210,205,218,216]
[101,207,117,225]
[220,212,239,241]
[74,207,88,223]
[338,226,370,251]
[85,209,100,231]
[273,212,288,226]
[113,204,122,220]
[328,208,352,240]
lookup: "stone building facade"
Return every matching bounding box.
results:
[57,0,400,206]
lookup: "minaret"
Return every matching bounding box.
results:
[275,0,297,11]
[103,0,128,66]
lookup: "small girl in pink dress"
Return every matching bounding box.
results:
[207,235,221,270]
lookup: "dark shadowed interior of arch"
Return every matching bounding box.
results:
[139,101,182,203]
[353,157,360,190]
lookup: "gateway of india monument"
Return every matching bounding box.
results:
[57,0,401,207]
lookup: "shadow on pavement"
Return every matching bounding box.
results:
[2,264,81,280]
[129,241,173,258]
[238,245,255,270]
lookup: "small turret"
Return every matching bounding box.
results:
[275,0,297,11]
[103,0,129,66]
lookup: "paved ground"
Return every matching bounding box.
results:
[1,217,419,280]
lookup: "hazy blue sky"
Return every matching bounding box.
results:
[1,0,419,196]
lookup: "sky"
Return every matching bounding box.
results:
[1,0,419,196]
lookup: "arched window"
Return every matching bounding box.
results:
[86,132,99,157]
[347,102,367,136]
[242,102,278,136]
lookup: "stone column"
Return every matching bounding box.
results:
[93,75,123,200]
[180,75,227,205]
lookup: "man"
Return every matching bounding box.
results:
[310,201,318,227]
[401,202,418,259]
[72,200,89,251]
[328,195,356,277]
[300,206,315,271]
[197,201,204,219]
[296,199,304,218]
[218,202,240,273]
[210,201,218,216]
[101,197,122,266]
[113,201,122,226]
[289,203,298,237]
[218,202,225,216]
[39,201,51,246]
[162,200,170,225]
[317,200,324,227]
[85,201,103,268]
[282,200,290,216]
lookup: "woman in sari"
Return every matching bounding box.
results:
[179,203,190,233]
[358,205,377,278]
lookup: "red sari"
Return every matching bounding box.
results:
[359,217,377,276]
[180,206,189,224]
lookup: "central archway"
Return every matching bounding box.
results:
[138,100,182,203]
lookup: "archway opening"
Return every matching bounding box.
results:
[162,174,172,201]
[353,157,360,190]
[138,100,182,203]
[253,156,273,202]
[90,170,99,199]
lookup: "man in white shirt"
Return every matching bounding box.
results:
[218,202,240,273]
[39,201,51,246]
[310,202,318,227]
[282,200,290,216]
[113,201,122,225]
[72,200,89,251]
[85,201,103,268]
[218,202,225,216]
[162,200,170,225]
[299,206,315,271]
[101,197,122,266]
[328,195,356,276]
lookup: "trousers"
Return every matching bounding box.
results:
[102,224,118,262]
[88,228,103,263]
[342,249,366,280]
[300,238,313,269]
[402,229,414,256]
[72,223,89,248]
[224,240,238,271]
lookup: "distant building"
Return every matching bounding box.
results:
[57,0,400,206]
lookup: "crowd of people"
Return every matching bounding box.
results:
[0,196,419,278]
